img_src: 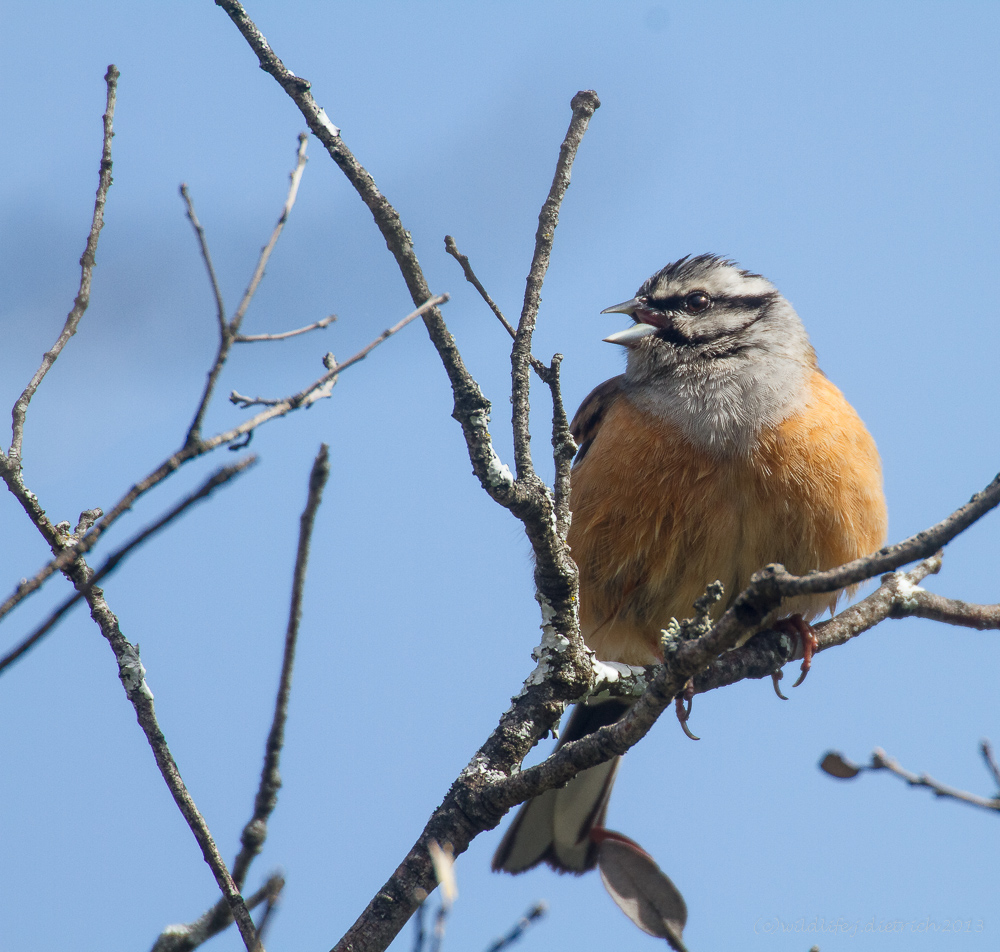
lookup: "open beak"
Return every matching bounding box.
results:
[601,296,658,347]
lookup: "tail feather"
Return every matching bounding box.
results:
[492,699,631,874]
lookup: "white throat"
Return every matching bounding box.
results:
[624,344,812,456]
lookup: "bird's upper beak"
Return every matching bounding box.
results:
[601,297,642,316]
[601,296,659,347]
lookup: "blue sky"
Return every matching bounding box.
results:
[2,2,999,950]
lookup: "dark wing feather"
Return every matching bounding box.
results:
[570,375,625,466]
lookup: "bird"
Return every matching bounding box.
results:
[492,254,887,875]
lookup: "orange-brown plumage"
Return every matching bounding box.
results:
[569,367,887,665]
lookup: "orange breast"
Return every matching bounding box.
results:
[567,369,887,665]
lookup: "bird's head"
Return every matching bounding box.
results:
[602,254,811,382]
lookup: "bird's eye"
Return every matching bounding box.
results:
[684,291,711,313]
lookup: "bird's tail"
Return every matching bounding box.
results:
[491,698,631,874]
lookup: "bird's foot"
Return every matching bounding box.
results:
[774,613,818,688]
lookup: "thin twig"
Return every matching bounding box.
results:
[980,740,1000,793]
[443,235,549,378]
[483,902,548,952]
[510,90,600,482]
[230,392,286,409]
[181,181,230,443]
[229,294,446,405]
[180,184,228,336]
[235,314,335,342]
[870,747,1000,812]
[184,134,309,445]
[105,612,262,951]
[7,65,118,464]
[234,445,329,886]
[0,457,257,675]
[151,873,285,952]
[232,132,309,332]
[443,235,516,337]
[332,295,448,373]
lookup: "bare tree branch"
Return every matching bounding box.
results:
[235,444,328,886]
[890,588,1000,629]
[442,235,575,537]
[981,740,1000,793]
[0,455,256,673]
[180,183,228,337]
[150,445,330,952]
[214,1,541,543]
[69,536,263,951]
[444,235,516,338]
[0,298,438,629]
[822,746,1000,813]
[184,133,309,445]
[483,902,547,952]
[1,66,266,949]
[870,746,1000,812]
[235,314,335,342]
[510,89,599,483]
[443,235,550,379]
[151,874,285,952]
[7,65,118,465]
[232,132,309,330]
[229,294,446,407]
[327,295,448,374]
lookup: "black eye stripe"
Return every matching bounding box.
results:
[643,293,774,313]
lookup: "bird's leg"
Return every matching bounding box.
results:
[774,614,818,688]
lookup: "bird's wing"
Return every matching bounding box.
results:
[570,374,625,465]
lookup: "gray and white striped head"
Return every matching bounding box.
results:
[602,255,816,453]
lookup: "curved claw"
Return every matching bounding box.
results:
[674,684,700,741]
[771,670,789,701]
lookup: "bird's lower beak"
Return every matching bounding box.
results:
[603,323,659,346]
